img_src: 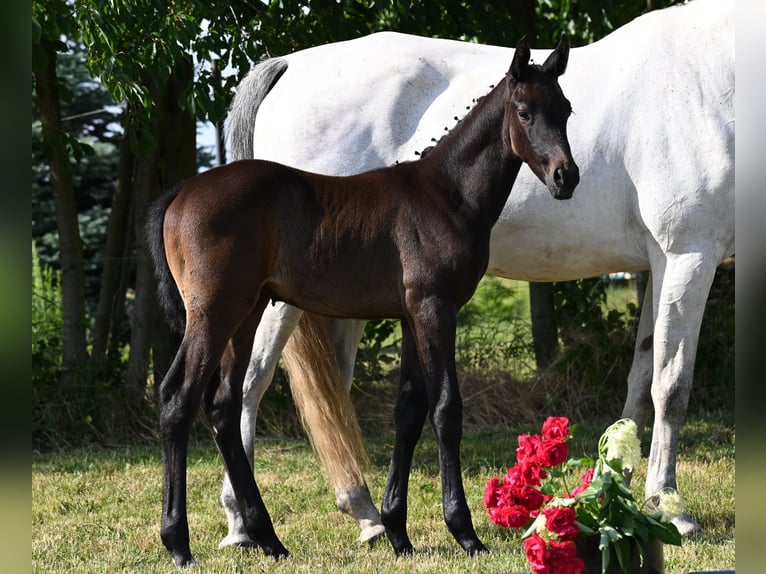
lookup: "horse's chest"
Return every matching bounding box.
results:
[398,218,490,295]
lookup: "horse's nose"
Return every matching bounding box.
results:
[553,162,579,199]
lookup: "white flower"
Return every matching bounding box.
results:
[601,418,642,471]
[654,487,687,522]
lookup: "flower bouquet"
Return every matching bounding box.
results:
[484,417,684,574]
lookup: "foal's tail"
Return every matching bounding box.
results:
[145,186,186,335]
[282,313,369,488]
[226,57,289,161]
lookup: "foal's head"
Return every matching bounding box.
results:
[505,35,579,199]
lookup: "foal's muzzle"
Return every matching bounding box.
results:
[548,160,579,200]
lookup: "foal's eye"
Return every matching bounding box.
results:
[518,109,531,122]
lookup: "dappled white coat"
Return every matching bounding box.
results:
[219,0,734,547]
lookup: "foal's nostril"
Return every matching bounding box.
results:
[554,167,565,187]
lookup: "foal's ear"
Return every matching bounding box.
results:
[509,36,531,82]
[541,33,570,77]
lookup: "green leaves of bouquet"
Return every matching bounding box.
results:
[484,417,685,574]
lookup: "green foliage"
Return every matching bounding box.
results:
[356,319,401,382]
[32,242,63,388]
[550,278,639,401]
[456,278,536,375]
[535,0,683,47]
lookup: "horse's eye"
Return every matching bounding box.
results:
[518,109,531,122]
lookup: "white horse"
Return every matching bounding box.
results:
[219,0,734,548]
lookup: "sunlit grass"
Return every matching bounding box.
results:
[33,417,734,573]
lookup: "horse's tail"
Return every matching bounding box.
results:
[282,312,369,489]
[145,185,186,335]
[226,57,289,161]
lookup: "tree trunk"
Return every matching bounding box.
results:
[124,58,196,399]
[529,281,559,371]
[124,144,161,399]
[33,35,88,386]
[92,128,135,361]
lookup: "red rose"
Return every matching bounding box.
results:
[541,416,570,442]
[524,532,550,571]
[504,464,526,488]
[548,539,585,574]
[548,538,577,559]
[514,485,545,512]
[516,433,542,465]
[484,476,502,509]
[539,439,569,467]
[542,506,579,541]
[518,460,547,486]
[489,503,530,528]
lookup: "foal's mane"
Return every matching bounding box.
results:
[411,58,550,162]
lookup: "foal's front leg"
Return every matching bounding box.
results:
[406,297,488,556]
[381,322,429,555]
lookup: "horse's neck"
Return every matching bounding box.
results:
[422,82,521,227]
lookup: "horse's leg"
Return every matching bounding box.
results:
[326,317,386,543]
[622,277,655,439]
[380,322,429,555]
[203,300,289,559]
[219,301,303,549]
[405,298,487,556]
[644,250,720,536]
[158,327,232,566]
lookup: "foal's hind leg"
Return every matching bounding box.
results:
[203,301,289,559]
[219,302,302,549]
[159,327,233,567]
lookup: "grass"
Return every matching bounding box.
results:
[33,416,734,573]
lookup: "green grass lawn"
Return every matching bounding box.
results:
[33,418,734,573]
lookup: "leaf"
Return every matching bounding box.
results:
[613,537,631,572]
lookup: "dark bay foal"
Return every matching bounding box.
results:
[146,34,578,567]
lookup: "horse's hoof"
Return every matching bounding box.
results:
[359,524,386,544]
[261,539,290,561]
[170,552,196,568]
[467,542,490,557]
[673,512,703,537]
[394,544,415,557]
[218,533,256,549]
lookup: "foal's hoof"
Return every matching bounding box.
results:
[466,541,490,557]
[261,540,290,561]
[393,544,416,558]
[170,552,196,568]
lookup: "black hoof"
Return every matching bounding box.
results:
[394,543,416,557]
[466,541,490,557]
[261,540,290,561]
[170,552,196,568]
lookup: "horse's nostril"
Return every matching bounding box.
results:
[554,167,564,186]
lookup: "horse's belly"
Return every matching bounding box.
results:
[487,179,648,282]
